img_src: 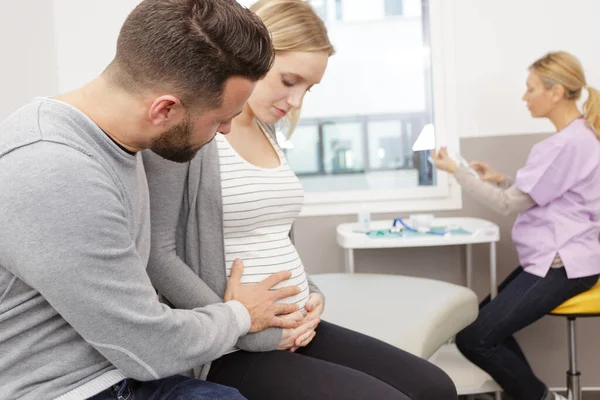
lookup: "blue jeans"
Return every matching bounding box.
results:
[87,375,246,400]
[456,266,598,400]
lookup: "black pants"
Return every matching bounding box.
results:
[207,320,457,400]
[456,266,598,400]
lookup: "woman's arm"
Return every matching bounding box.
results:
[498,176,515,189]
[307,275,325,305]
[431,149,534,215]
[142,149,283,352]
[143,150,223,308]
[454,167,535,215]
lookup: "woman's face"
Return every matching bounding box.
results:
[522,71,557,118]
[247,51,329,124]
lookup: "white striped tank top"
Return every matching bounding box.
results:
[216,125,309,310]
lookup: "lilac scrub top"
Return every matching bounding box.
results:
[513,118,600,278]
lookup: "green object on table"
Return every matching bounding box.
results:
[428,226,472,235]
[356,226,471,238]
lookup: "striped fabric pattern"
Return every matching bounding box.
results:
[216,129,309,310]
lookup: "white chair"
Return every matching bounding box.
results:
[311,273,478,359]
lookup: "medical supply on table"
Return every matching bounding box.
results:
[357,210,371,232]
[393,217,446,236]
[360,217,472,238]
[409,214,434,231]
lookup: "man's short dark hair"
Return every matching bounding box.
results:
[107,0,274,108]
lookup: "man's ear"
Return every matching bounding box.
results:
[148,95,184,126]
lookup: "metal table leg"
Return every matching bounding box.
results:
[466,243,473,289]
[490,241,497,299]
[345,248,355,274]
[491,241,500,399]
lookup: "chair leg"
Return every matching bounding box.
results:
[566,317,581,400]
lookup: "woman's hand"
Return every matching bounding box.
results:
[469,161,504,184]
[278,318,320,351]
[431,147,459,173]
[278,294,325,351]
[288,293,324,351]
[304,293,324,322]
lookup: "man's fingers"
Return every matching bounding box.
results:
[271,285,301,301]
[229,259,244,283]
[274,302,299,316]
[260,270,292,289]
[271,316,299,329]
[278,309,305,321]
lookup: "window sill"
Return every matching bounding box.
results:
[299,178,462,216]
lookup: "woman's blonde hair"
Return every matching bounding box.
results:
[250,0,334,135]
[529,51,600,140]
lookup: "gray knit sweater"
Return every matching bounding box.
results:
[0,99,250,400]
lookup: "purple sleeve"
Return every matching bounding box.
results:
[514,136,585,207]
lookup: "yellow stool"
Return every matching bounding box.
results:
[550,279,600,400]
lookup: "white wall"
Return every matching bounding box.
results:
[0,0,58,120]
[453,0,600,137]
[301,0,600,137]
[4,0,600,139]
[53,0,140,93]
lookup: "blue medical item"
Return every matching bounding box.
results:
[392,217,445,236]
[356,219,471,238]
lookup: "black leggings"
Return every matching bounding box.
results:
[207,320,457,400]
[455,266,599,400]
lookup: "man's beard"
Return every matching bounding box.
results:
[149,118,198,163]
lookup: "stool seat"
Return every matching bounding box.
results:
[551,279,600,316]
[310,273,478,359]
[548,277,600,400]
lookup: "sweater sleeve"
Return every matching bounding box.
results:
[454,167,536,215]
[142,150,283,352]
[307,275,326,305]
[499,176,515,189]
[0,143,249,381]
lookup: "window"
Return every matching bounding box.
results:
[385,0,404,16]
[286,113,432,191]
[313,0,419,23]
[310,0,327,21]
[285,0,460,215]
[335,0,342,20]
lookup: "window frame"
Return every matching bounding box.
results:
[299,0,462,216]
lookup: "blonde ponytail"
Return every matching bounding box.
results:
[583,86,600,140]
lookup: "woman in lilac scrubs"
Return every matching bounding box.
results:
[433,51,600,400]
